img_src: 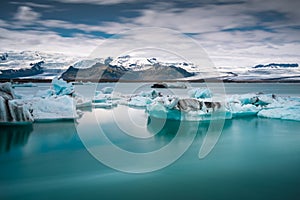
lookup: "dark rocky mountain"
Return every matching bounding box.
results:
[61,62,194,81]
[253,63,298,68]
[0,61,44,79]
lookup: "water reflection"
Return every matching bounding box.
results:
[0,125,33,154]
[147,115,209,138]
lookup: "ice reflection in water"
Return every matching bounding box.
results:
[0,125,33,154]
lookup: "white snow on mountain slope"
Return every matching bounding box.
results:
[0,51,80,70]
[109,54,198,72]
[1,50,300,81]
[73,58,104,69]
[218,64,300,81]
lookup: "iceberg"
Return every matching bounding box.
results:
[138,89,160,99]
[226,102,260,117]
[51,77,74,96]
[23,96,78,121]
[73,93,92,108]
[146,95,230,121]
[146,101,231,121]
[188,88,212,99]
[128,96,153,107]
[258,106,300,121]
[144,88,300,122]
[0,82,33,124]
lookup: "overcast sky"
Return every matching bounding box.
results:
[0,0,299,67]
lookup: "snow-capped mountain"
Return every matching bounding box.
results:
[0,51,79,70]
[0,51,81,79]
[109,55,198,73]
[221,63,300,81]
[253,63,298,69]
[1,51,300,81]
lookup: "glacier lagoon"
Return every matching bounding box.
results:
[0,82,300,199]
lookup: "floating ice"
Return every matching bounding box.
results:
[166,82,187,89]
[25,96,78,121]
[146,101,231,121]
[138,89,160,99]
[0,82,33,124]
[12,82,37,87]
[93,92,108,103]
[73,93,92,108]
[188,88,212,99]
[258,106,300,121]
[35,89,54,98]
[93,102,117,108]
[51,78,74,96]
[226,102,260,117]
[128,96,153,107]
[101,87,113,94]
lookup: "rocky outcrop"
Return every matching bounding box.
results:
[61,62,194,81]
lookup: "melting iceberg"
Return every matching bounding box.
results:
[17,96,78,121]
[52,77,74,96]
[144,89,300,122]
[188,88,212,99]
[1,79,81,123]
[0,83,33,124]
[146,95,231,121]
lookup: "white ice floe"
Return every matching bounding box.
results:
[93,102,117,108]
[128,96,153,107]
[24,96,78,121]
[138,89,160,99]
[73,93,92,108]
[101,87,113,94]
[93,92,113,103]
[12,82,37,87]
[166,82,187,89]
[258,106,300,121]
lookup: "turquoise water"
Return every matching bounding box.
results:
[1,83,300,200]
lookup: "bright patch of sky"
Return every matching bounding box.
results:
[0,0,299,68]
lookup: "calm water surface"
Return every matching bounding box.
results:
[0,83,300,200]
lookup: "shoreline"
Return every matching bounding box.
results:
[1,78,300,83]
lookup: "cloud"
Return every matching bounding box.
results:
[1,0,299,68]
[10,1,53,8]
[0,27,103,56]
[53,0,139,5]
[14,6,41,22]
